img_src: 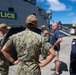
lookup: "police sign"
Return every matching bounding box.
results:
[0,10,17,20]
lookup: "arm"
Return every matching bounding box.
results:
[1,45,18,64]
[39,47,56,67]
[53,31,62,48]
[45,32,52,36]
[53,38,62,48]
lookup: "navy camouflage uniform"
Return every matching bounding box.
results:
[0,33,9,75]
[41,25,49,42]
[5,28,52,75]
[41,25,50,58]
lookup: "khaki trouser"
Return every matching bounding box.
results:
[54,51,59,61]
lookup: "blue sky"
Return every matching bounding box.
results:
[36,0,76,24]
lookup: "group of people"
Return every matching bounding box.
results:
[41,23,76,75]
[0,14,76,75]
[41,23,62,75]
[0,15,56,75]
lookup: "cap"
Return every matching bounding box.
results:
[25,15,38,27]
[0,23,11,30]
[41,25,46,28]
[7,26,11,29]
[72,24,76,28]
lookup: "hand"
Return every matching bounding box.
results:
[45,32,52,35]
[36,61,44,67]
[45,32,49,34]
[13,60,19,65]
[38,62,44,67]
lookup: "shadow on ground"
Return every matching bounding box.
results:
[59,61,68,74]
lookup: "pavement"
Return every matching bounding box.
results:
[8,36,73,75]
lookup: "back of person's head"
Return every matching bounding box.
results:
[25,15,38,30]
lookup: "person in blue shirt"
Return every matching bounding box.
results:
[70,24,76,75]
[50,23,62,75]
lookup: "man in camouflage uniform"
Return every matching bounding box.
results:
[1,15,56,75]
[41,25,50,42]
[41,25,51,59]
[0,23,10,75]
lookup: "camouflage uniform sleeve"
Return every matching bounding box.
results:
[0,38,2,49]
[5,36,14,49]
[0,36,4,49]
[41,36,52,59]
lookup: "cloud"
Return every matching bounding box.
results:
[70,0,76,2]
[73,17,76,23]
[67,12,74,16]
[46,0,67,11]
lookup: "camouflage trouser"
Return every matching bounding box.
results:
[0,58,9,75]
[16,61,41,75]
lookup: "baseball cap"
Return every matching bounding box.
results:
[25,15,38,27]
[0,23,11,30]
[41,25,46,28]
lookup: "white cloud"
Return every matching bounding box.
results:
[73,17,76,23]
[46,0,67,11]
[67,12,74,16]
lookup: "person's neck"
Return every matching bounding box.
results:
[26,28,34,31]
[54,29,58,31]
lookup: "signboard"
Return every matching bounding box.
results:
[0,10,17,20]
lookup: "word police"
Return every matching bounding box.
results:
[0,10,17,20]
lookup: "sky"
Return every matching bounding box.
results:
[36,0,76,24]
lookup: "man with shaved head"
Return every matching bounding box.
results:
[50,23,62,75]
